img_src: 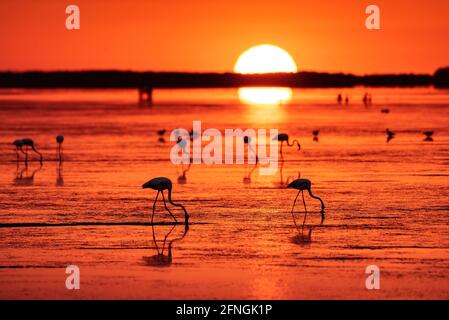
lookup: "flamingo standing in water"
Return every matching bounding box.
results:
[272,133,301,159]
[56,135,64,161]
[287,179,325,222]
[142,177,189,225]
[423,131,434,142]
[16,138,43,163]
[243,135,258,163]
[386,129,395,143]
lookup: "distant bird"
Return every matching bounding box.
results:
[56,135,64,161]
[142,177,189,225]
[386,129,395,143]
[243,135,258,163]
[177,163,191,184]
[423,131,434,142]
[20,138,43,163]
[345,95,349,105]
[312,130,320,142]
[381,109,390,114]
[287,179,325,221]
[157,129,166,136]
[337,94,343,104]
[272,133,301,159]
[12,139,26,161]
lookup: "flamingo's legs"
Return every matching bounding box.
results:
[279,142,284,161]
[151,191,160,224]
[291,190,300,230]
[301,190,308,236]
[162,191,178,223]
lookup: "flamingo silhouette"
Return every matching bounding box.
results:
[386,129,395,143]
[21,138,43,163]
[142,177,189,225]
[287,179,325,222]
[272,133,300,159]
[243,135,258,163]
[423,131,434,142]
[56,135,64,161]
[177,163,191,184]
[312,130,320,142]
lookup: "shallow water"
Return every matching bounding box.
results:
[0,87,448,299]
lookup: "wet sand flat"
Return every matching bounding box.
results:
[0,88,448,299]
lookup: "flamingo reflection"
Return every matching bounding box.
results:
[143,223,189,267]
[14,162,43,186]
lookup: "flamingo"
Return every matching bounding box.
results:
[142,177,189,225]
[12,139,26,161]
[56,135,64,161]
[423,131,434,142]
[287,179,325,222]
[312,130,320,142]
[386,129,395,143]
[272,133,301,159]
[21,138,43,163]
[243,135,258,163]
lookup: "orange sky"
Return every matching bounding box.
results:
[0,0,448,74]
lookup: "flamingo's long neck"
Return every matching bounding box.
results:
[287,139,301,150]
[167,187,189,223]
[307,188,325,213]
[32,146,43,162]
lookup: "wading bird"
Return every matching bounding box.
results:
[19,138,43,163]
[243,135,258,163]
[142,177,189,225]
[386,129,395,143]
[287,179,325,222]
[423,131,434,142]
[56,135,64,161]
[312,130,320,142]
[12,139,26,161]
[272,133,301,159]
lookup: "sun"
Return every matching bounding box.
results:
[234,44,298,74]
[234,44,297,105]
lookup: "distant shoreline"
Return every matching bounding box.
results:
[0,68,448,88]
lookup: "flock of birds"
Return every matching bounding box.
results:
[12,135,64,163]
[385,129,435,143]
[11,112,436,244]
[143,129,326,245]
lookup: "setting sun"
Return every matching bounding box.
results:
[234,44,297,105]
[234,44,298,74]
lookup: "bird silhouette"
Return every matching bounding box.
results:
[177,163,191,184]
[157,129,166,136]
[56,135,64,162]
[423,131,434,142]
[272,133,301,160]
[386,129,395,143]
[142,177,189,225]
[312,130,320,142]
[287,179,325,222]
[20,138,43,163]
[243,135,258,163]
